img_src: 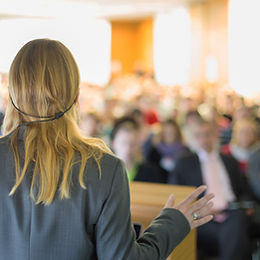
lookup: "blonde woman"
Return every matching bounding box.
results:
[0,39,214,259]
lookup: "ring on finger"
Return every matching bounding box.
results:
[193,212,198,221]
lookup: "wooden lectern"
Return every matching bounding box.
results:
[129,182,196,260]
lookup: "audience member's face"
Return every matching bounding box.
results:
[162,124,178,145]
[185,114,201,127]
[234,107,251,121]
[133,114,145,126]
[192,124,216,153]
[236,126,257,148]
[171,109,178,120]
[208,107,219,122]
[112,128,140,162]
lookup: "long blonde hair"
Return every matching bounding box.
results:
[2,39,110,205]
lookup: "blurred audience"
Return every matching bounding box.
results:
[168,119,251,260]
[110,116,167,183]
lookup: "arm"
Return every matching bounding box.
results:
[95,160,190,260]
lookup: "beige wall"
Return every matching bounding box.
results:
[190,0,229,86]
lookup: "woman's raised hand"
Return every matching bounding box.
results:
[164,185,214,229]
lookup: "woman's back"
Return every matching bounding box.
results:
[0,126,192,260]
[0,127,107,259]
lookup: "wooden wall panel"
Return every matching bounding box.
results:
[111,19,153,74]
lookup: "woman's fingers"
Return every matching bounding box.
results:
[185,193,214,226]
[191,201,214,219]
[190,215,214,229]
[188,193,215,214]
[172,186,215,230]
[180,185,207,206]
[164,194,175,208]
[163,185,215,230]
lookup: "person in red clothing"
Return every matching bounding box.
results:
[221,118,260,175]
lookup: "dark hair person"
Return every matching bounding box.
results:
[111,116,167,183]
[150,119,187,173]
[0,39,214,259]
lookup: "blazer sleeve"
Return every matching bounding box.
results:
[95,159,190,260]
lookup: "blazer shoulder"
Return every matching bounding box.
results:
[100,152,123,172]
[99,152,126,183]
[0,134,14,159]
[0,134,12,146]
[77,151,125,193]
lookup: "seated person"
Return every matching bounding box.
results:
[111,116,167,183]
[181,110,202,152]
[129,108,154,159]
[221,118,260,175]
[147,119,188,173]
[168,119,251,260]
[219,105,254,146]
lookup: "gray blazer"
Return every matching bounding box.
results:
[0,127,190,260]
